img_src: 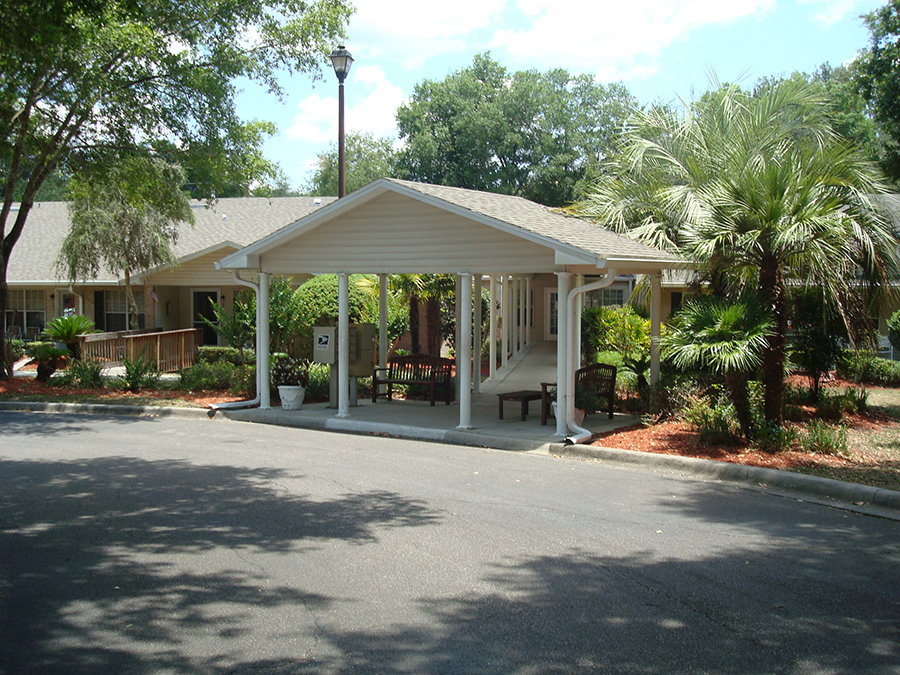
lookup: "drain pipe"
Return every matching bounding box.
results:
[209,270,262,411]
[564,269,617,445]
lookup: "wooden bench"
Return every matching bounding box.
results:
[372,354,454,406]
[540,363,617,425]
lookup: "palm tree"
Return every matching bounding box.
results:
[663,297,773,440]
[573,78,900,429]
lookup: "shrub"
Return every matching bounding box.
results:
[41,314,98,359]
[816,388,866,421]
[836,349,900,386]
[180,362,237,391]
[118,353,160,391]
[800,421,849,457]
[305,362,331,402]
[198,345,255,366]
[26,341,70,382]
[64,357,105,388]
[270,353,310,389]
[753,423,798,453]
[680,389,742,445]
[6,338,26,362]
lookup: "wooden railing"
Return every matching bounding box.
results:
[80,328,202,372]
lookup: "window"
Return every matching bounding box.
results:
[104,290,144,331]
[584,288,625,308]
[4,290,45,334]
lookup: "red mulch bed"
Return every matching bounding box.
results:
[0,375,245,408]
[592,376,897,471]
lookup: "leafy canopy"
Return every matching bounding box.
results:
[395,52,638,207]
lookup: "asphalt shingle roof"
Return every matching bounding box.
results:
[5,197,336,284]
[385,179,680,264]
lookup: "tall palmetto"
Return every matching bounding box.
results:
[574,79,900,428]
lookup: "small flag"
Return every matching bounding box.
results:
[151,287,158,303]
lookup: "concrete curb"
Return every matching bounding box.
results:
[4,400,899,519]
[557,443,900,520]
[0,401,214,419]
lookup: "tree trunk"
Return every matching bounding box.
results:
[426,296,441,355]
[725,370,754,441]
[409,294,420,354]
[124,268,140,331]
[758,258,786,432]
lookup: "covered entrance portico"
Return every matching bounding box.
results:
[217,179,680,443]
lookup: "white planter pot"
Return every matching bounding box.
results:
[278,385,305,411]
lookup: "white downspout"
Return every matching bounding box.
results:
[210,270,262,410]
[379,273,388,395]
[564,269,617,445]
[337,272,350,418]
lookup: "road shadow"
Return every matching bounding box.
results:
[0,456,442,674]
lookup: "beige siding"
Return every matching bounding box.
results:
[261,192,558,274]
[146,249,239,287]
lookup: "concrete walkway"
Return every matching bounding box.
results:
[223,341,635,453]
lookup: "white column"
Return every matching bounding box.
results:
[509,277,519,359]
[517,277,525,357]
[259,272,271,410]
[488,275,497,381]
[457,272,473,429]
[454,275,462,401]
[651,271,662,386]
[337,272,350,418]
[378,273,388,395]
[473,274,482,394]
[525,276,532,347]
[500,275,509,370]
[555,272,571,437]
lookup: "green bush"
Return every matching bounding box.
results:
[270,353,310,388]
[836,349,900,386]
[180,361,237,391]
[63,357,105,388]
[198,345,255,366]
[753,423,798,453]
[581,305,650,363]
[6,338,26,362]
[800,421,849,457]
[118,353,160,391]
[305,362,331,401]
[816,388,867,420]
[26,341,71,382]
[680,389,742,445]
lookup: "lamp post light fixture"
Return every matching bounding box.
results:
[330,45,353,198]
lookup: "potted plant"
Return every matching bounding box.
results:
[271,353,310,410]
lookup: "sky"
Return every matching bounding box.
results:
[234,0,887,191]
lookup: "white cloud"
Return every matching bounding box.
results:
[492,0,777,81]
[798,0,862,26]
[347,65,405,139]
[286,66,405,144]
[285,93,335,143]
[347,0,507,67]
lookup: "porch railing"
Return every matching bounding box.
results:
[80,328,202,372]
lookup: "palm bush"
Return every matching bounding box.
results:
[41,315,98,359]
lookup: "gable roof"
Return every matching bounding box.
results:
[5,197,336,286]
[219,178,682,273]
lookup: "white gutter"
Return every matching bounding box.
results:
[564,269,617,445]
[209,270,262,411]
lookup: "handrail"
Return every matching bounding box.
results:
[79,328,202,372]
